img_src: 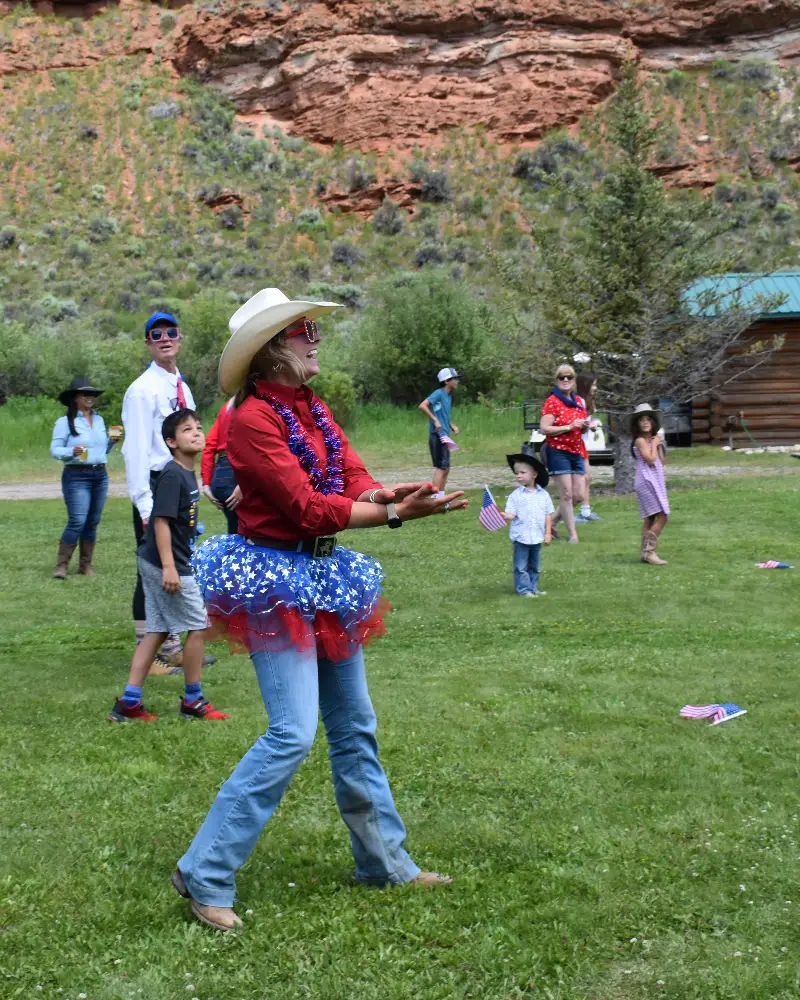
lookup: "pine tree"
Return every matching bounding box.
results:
[512,62,781,492]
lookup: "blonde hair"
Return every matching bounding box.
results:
[234,331,309,407]
[555,364,576,378]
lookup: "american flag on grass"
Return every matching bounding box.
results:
[479,485,506,531]
[755,560,793,568]
[680,703,747,725]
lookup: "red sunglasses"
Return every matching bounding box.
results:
[284,318,320,344]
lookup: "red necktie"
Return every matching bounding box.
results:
[176,376,186,409]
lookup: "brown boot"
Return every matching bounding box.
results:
[78,539,96,576]
[643,530,668,565]
[53,541,76,579]
[640,533,648,563]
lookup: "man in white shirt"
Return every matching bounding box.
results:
[122,312,197,669]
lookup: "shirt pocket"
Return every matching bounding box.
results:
[158,394,179,419]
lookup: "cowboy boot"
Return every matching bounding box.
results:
[53,541,76,579]
[78,539,96,576]
[643,531,668,565]
[640,533,648,563]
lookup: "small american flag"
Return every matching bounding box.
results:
[680,703,747,725]
[479,485,506,531]
[755,560,793,568]
[440,432,460,452]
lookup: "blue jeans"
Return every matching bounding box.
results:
[512,541,541,594]
[60,465,108,545]
[546,447,585,476]
[178,644,420,906]
[210,453,239,534]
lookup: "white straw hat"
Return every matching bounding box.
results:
[218,288,341,393]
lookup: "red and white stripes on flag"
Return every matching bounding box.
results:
[479,485,506,531]
[680,703,747,724]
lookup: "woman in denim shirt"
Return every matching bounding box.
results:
[50,377,121,578]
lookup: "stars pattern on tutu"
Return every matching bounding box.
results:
[192,533,384,625]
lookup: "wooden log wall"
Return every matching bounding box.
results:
[691,319,800,446]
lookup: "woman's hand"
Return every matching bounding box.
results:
[202,485,225,511]
[72,445,84,456]
[225,485,243,510]
[364,483,427,504]
[396,483,468,521]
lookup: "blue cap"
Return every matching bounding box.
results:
[144,311,179,337]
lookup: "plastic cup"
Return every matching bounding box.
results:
[79,446,88,462]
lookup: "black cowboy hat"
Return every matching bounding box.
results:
[506,444,549,489]
[58,376,104,407]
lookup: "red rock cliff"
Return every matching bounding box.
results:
[172,0,800,149]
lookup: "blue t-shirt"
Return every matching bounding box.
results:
[426,388,452,437]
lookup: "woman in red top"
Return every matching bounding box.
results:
[201,397,241,533]
[174,288,468,932]
[539,363,588,544]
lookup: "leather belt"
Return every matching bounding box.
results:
[245,535,338,558]
[67,463,106,470]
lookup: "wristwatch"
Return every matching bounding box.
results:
[386,502,403,529]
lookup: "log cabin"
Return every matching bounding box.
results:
[687,272,800,448]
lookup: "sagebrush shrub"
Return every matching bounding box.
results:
[332,241,364,267]
[373,197,404,236]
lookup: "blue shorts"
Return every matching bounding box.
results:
[546,447,585,477]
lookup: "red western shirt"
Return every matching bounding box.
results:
[200,398,234,487]
[227,380,381,540]
[541,392,588,456]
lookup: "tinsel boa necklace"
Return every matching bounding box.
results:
[257,390,344,495]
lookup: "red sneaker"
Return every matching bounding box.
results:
[179,696,228,720]
[107,699,159,722]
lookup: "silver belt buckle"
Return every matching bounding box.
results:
[312,535,337,558]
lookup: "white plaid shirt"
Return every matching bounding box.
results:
[505,485,554,545]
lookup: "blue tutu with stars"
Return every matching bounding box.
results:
[191,533,388,661]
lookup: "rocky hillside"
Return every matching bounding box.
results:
[173,0,800,149]
[1,1,799,150]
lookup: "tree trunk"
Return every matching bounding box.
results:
[613,427,635,494]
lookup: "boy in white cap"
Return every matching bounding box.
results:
[418,367,461,493]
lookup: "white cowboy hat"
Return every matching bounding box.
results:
[629,402,661,434]
[218,288,341,393]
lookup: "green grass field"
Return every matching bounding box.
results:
[1,476,799,1000]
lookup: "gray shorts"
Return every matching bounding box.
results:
[138,556,208,634]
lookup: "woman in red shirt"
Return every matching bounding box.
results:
[539,364,588,543]
[201,397,241,533]
[173,288,468,932]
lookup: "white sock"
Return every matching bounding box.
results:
[580,505,591,517]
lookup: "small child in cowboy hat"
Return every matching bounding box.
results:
[503,446,554,597]
[630,403,669,566]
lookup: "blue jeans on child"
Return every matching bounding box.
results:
[513,541,542,595]
[60,464,108,545]
[178,644,420,906]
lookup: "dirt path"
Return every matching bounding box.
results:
[2,462,799,500]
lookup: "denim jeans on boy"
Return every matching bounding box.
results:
[513,540,542,595]
[178,644,420,906]
[210,453,239,534]
[60,464,108,545]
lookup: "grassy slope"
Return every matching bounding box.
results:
[1,476,798,1000]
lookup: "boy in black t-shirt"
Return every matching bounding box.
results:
[108,409,228,722]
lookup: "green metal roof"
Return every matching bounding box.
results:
[685,272,800,319]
